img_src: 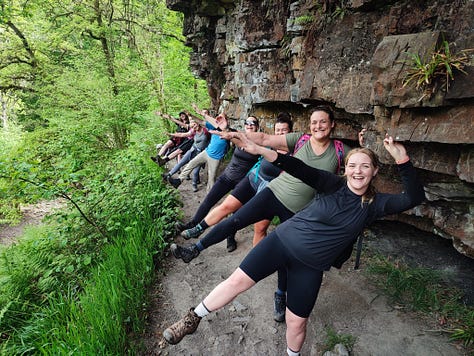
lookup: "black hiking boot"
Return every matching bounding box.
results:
[273,292,286,322]
[175,221,194,233]
[181,225,203,239]
[170,243,200,263]
[167,177,181,188]
[163,308,201,345]
[226,235,237,253]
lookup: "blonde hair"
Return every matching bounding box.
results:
[344,147,379,205]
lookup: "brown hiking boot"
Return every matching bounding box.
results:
[163,308,202,345]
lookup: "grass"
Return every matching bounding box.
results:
[0,150,180,354]
[322,326,357,353]
[365,254,474,351]
[402,40,471,93]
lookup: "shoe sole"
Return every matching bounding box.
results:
[170,244,181,259]
[180,231,192,240]
[273,315,285,322]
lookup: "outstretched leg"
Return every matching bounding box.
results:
[164,232,287,345]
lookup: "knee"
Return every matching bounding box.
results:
[286,313,307,334]
[225,270,254,292]
[220,201,238,216]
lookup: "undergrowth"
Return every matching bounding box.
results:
[0,147,180,354]
[365,254,474,351]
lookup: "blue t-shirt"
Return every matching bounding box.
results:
[205,122,230,160]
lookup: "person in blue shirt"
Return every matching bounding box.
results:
[162,133,425,356]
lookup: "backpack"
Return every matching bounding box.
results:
[293,134,364,270]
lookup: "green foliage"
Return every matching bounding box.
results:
[295,14,315,27]
[0,144,180,353]
[402,40,471,92]
[332,1,348,21]
[322,326,357,353]
[0,0,207,352]
[450,309,474,347]
[366,255,474,349]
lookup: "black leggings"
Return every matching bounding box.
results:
[198,188,294,291]
[239,231,324,318]
[191,174,239,225]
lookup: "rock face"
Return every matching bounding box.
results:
[166,0,474,258]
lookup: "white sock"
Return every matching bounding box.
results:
[287,347,300,356]
[194,302,210,318]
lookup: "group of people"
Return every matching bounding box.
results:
[157,105,426,355]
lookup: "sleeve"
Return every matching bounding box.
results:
[205,122,216,130]
[272,153,344,193]
[376,161,425,216]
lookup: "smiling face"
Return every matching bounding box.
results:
[244,116,259,132]
[345,151,379,195]
[274,122,291,135]
[309,110,334,142]
[189,120,199,131]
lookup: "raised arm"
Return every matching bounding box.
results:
[378,135,425,215]
[192,103,221,128]
[169,130,193,138]
[211,129,288,151]
[155,111,188,129]
[214,131,342,193]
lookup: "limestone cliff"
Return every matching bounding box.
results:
[166,0,474,258]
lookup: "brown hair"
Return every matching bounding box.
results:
[309,105,334,122]
[344,147,379,205]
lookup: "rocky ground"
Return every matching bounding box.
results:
[139,171,473,356]
[1,181,472,355]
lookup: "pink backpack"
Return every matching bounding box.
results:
[293,134,345,174]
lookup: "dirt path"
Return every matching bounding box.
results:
[1,186,469,355]
[140,177,468,355]
[0,199,65,246]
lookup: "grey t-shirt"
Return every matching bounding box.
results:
[192,128,210,152]
[267,132,350,213]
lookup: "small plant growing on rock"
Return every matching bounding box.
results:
[295,14,315,27]
[322,326,357,353]
[402,40,472,92]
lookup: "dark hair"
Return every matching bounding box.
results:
[309,105,334,122]
[276,112,293,132]
[246,116,259,128]
[179,111,189,123]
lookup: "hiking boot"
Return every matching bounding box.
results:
[163,308,201,345]
[273,292,286,322]
[175,221,194,233]
[162,173,171,181]
[181,225,203,239]
[170,243,200,263]
[192,183,199,192]
[185,175,191,180]
[226,235,237,253]
[156,156,167,166]
[150,156,158,163]
[167,177,181,188]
